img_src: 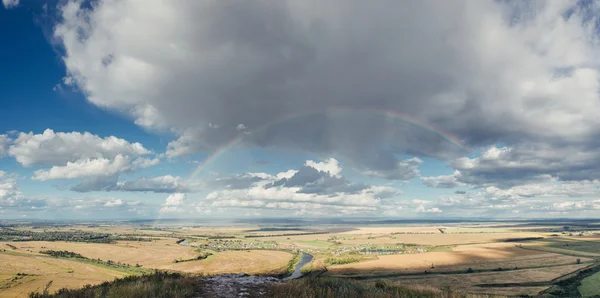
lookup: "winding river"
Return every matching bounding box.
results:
[285,252,314,280]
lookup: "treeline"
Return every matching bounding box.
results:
[40,250,84,258]
[39,250,147,273]
[245,232,329,238]
[0,229,113,243]
[173,251,213,263]
[503,237,544,242]
[0,229,155,243]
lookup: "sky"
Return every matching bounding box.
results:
[2,0,600,220]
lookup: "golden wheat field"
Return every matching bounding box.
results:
[0,252,125,298]
[388,264,589,296]
[157,250,294,275]
[6,239,199,268]
[325,243,585,276]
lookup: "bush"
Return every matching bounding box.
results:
[466,267,474,273]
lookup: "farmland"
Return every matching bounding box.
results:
[1,220,600,297]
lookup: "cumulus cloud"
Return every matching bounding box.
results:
[160,193,186,213]
[8,129,154,180]
[2,0,19,9]
[33,154,131,180]
[104,198,124,207]
[206,158,404,215]
[0,174,47,209]
[421,171,466,188]
[52,0,600,180]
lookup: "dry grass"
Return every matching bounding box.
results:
[325,244,582,276]
[0,252,125,297]
[387,264,588,296]
[7,239,198,268]
[157,250,294,275]
[338,227,442,234]
[338,232,545,246]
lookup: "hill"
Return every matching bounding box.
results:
[28,271,500,298]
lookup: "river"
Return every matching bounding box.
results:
[285,252,314,280]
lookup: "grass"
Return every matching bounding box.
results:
[284,253,303,275]
[325,257,362,266]
[0,250,127,297]
[28,272,502,298]
[578,270,600,297]
[268,277,500,298]
[28,272,196,298]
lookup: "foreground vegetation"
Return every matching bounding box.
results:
[28,272,497,298]
[28,272,196,298]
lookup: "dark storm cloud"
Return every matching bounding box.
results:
[53,0,600,183]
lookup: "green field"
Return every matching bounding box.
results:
[579,270,600,297]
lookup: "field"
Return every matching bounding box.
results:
[2,220,600,297]
[5,239,199,268]
[0,251,126,297]
[579,271,600,297]
[326,243,589,276]
[158,250,293,275]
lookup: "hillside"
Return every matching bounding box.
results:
[27,271,500,298]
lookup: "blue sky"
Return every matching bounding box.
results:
[2,0,600,220]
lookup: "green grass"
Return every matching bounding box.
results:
[325,257,362,266]
[578,270,600,297]
[296,240,331,247]
[284,253,303,275]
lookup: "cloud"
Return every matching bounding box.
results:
[51,0,600,181]
[160,193,186,213]
[8,129,154,180]
[33,154,131,180]
[2,0,19,9]
[305,158,342,177]
[206,158,403,216]
[71,174,190,193]
[0,174,47,209]
[360,157,422,180]
[421,171,465,188]
[450,145,600,188]
[104,198,124,207]
[0,135,10,157]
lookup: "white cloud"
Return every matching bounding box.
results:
[8,129,152,180]
[104,198,124,207]
[32,154,131,181]
[9,129,149,166]
[305,158,342,177]
[2,0,19,9]
[132,157,160,168]
[416,204,442,213]
[421,171,465,188]
[160,193,186,213]
[205,158,404,216]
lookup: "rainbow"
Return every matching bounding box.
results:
[187,107,467,181]
[153,107,467,226]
